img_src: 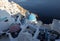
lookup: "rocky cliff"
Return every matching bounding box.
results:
[0,0,27,16]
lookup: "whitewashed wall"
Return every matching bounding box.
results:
[0,10,15,31]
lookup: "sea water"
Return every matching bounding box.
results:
[9,0,60,24]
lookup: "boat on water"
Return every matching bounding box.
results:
[0,0,60,41]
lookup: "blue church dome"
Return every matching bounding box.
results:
[28,13,36,21]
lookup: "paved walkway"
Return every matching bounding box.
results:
[0,36,10,41]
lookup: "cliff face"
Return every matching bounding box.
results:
[0,0,27,31]
[0,0,27,16]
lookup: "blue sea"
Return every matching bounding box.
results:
[9,0,60,24]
